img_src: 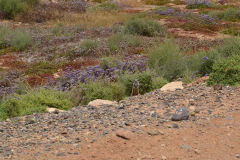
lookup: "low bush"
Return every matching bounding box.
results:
[0,26,32,51]
[124,18,165,37]
[108,33,125,52]
[209,8,240,22]
[119,71,153,96]
[69,81,125,105]
[80,39,98,56]
[208,56,240,86]
[148,39,185,80]
[0,88,73,120]
[0,0,26,19]
[100,56,120,69]
[91,1,119,12]
[10,29,32,51]
[126,35,142,47]
[152,76,168,89]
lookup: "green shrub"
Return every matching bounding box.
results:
[210,8,240,22]
[51,23,64,36]
[0,88,73,120]
[119,71,153,96]
[0,0,26,19]
[152,76,168,89]
[108,33,125,52]
[10,29,32,51]
[199,57,214,76]
[100,56,121,69]
[126,35,142,47]
[0,26,32,51]
[216,38,240,58]
[70,81,125,105]
[124,18,165,37]
[80,39,98,55]
[208,56,240,86]
[148,39,184,80]
[91,1,119,12]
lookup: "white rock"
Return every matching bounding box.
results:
[160,81,184,92]
[88,99,118,107]
[47,108,64,114]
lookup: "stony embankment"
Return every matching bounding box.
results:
[0,79,240,159]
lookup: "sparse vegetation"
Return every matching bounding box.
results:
[0,88,73,120]
[0,26,32,51]
[0,0,26,19]
[124,18,165,36]
[1,0,240,120]
[209,7,240,22]
[69,81,125,105]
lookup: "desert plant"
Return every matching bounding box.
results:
[119,71,153,96]
[0,88,73,120]
[91,1,119,12]
[108,33,125,52]
[152,76,168,89]
[148,39,185,80]
[208,55,240,86]
[209,7,240,22]
[69,81,125,105]
[80,39,98,56]
[10,29,32,51]
[0,26,32,51]
[0,0,26,19]
[124,18,165,37]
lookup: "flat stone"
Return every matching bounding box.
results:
[116,129,133,140]
[47,108,64,114]
[160,81,184,92]
[88,99,118,108]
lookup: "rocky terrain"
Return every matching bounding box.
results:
[1,79,240,159]
[1,0,240,159]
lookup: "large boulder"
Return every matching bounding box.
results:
[160,81,183,92]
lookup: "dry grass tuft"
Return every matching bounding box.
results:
[48,11,130,28]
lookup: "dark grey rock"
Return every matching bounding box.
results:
[172,108,189,121]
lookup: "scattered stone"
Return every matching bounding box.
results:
[56,152,66,157]
[116,129,133,140]
[88,99,118,108]
[213,84,223,90]
[161,155,167,160]
[147,129,159,136]
[161,81,183,92]
[194,149,200,154]
[236,154,240,159]
[172,124,179,128]
[172,108,189,121]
